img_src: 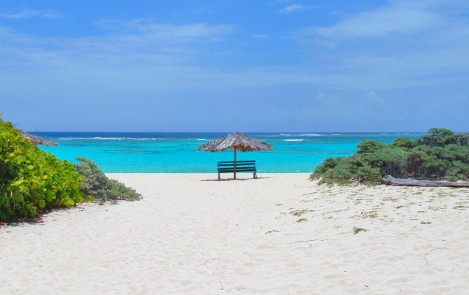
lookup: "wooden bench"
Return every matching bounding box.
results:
[217,160,257,180]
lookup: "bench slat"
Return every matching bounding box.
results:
[218,161,255,164]
[218,164,255,167]
[219,168,256,172]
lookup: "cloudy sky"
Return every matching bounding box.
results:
[0,0,468,132]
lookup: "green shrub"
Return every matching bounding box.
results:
[446,160,469,182]
[311,157,354,185]
[0,118,85,221]
[356,165,382,184]
[311,128,469,185]
[355,146,407,177]
[74,157,141,202]
[417,128,469,147]
[357,140,386,154]
[392,137,417,149]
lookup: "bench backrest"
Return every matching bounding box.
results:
[218,160,255,168]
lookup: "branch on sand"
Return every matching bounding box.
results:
[382,176,469,188]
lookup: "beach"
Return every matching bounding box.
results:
[1,173,468,294]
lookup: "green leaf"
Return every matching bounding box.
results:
[11,179,26,187]
[38,200,46,209]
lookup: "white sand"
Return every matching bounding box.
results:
[1,173,468,294]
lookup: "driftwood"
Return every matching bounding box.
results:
[382,175,469,188]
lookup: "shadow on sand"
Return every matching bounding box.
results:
[200,176,271,182]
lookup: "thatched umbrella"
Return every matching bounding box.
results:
[21,131,57,146]
[198,132,271,179]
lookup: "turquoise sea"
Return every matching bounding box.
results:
[37,132,423,173]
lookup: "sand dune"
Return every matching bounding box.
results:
[1,173,468,294]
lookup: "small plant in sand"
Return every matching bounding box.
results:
[74,157,141,202]
[290,209,311,217]
[360,211,378,219]
[353,227,368,234]
[296,218,307,223]
[265,230,280,234]
[428,206,443,211]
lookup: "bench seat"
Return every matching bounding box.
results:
[217,160,257,180]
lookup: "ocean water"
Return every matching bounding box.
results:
[36,132,423,173]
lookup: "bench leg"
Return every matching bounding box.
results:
[254,170,257,179]
[218,172,221,181]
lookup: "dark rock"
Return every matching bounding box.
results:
[21,131,57,146]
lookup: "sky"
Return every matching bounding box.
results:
[0,0,468,132]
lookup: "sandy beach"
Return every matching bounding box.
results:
[1,173,468,294]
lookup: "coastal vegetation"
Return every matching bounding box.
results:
[0,117,140,222]
[75,157,141,202]
[0,118,86,221]
[311,128,469,185]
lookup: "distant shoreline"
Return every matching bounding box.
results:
[37,132,426,173]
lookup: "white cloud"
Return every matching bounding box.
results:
[94,19,233,42]
[0,9,62,20]
[1,4,468,106]
[0,19,235,70]
[288,1,469,93]
[279,4,304,14]
[0,19,239,91]
[310,2,441,40]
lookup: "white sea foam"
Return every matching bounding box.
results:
[58,137,167,141]
[282,139,304,142]
[299,133,322,137]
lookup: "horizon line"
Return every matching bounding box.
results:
[28,130,453,134]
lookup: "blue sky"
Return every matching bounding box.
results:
[0,0,468,132]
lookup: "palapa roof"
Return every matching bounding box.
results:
[198,132,271,152]
[21,131,57,146]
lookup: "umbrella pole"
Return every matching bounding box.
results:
[234,147,237,179]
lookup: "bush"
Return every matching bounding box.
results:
[356,165,382,184]
[357,140,385,154]
[74,157,141,202]
[0,118,85,221]
[418,128,460,147]
[311,128,469,185]
[355,146,407,177]
[392,137,417,149]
